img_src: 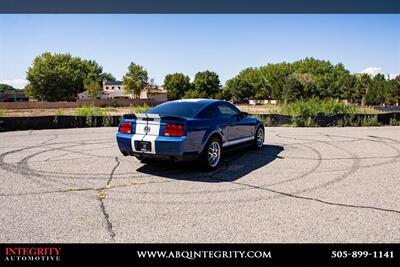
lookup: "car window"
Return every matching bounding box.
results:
[146,102,206,118]
[198,107,219,118]
[217,104,239,118]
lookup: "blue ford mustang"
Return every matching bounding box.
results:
[116,99,264,169]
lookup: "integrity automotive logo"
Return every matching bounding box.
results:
[2,247,62,263]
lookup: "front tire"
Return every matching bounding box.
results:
[200,137,222,170]
[253,126,265,149]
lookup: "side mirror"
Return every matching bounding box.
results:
[234,112,249,120]
[240,111,249,117]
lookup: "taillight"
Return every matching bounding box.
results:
[119,122,133,134]
[164,124,184,137]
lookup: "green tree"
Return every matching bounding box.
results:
[365,74,386,105]
[26,52,107,101]
[0,84,16,93]
[259,62,293,100]
[84,78,102,98]
[192,71,221,98]
[391,75,400,104]
[100,72,116,82]
[163,73,191,100]
[225,77,254,100]
[183,89,208,99]
[122,62,149,98]
[224,67,264,100]
[283,76,304,102]
[215,86,232,100]
[352,74,372,104]
[384,75,398,104]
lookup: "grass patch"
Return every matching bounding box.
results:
[274,98,378,117]
[266,99,379,127]
[98,191,106,200]
[54,109,65,116]
[336,115,380,127]
[0,109,4,117]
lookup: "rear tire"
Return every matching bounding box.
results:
[200,136,222,170]
[253,126,265,149]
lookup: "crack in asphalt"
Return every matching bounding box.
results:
[98,194,116,242]
[97,156,120,241]
[0,179,174,197]
[107,157,120,185]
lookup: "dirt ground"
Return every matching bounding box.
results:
[0,105,275,117]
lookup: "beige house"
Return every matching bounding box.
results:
[78,80,167,101]
[140,87,168,102]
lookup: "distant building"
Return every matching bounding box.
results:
[140,86,168,102]
[77,80,167,101]
[102,80,129,99]
[249,99,277,105]
[0,91,29,102]
[103,80,124,92]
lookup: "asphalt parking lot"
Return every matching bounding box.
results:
[1,127,399,243]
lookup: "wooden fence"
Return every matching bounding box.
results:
[0,98,164,109]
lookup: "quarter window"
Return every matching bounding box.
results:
[200,107,219,118]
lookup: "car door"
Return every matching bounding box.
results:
[216,102,244,142]
[216,103,254,144]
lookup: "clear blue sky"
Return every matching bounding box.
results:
[0,14,399,88]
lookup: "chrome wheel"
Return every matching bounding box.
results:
[256,127,264,148]
[208,141,221,167]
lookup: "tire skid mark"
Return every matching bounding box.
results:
[211,177,400,215]
[368,135,400,144]
[263,143,322,187]
[325,134,400,169]
[279,133,400,171]
[0,138,232,196]
[294,141,360,194]
[2,131,399,211]
[1,142,146,181]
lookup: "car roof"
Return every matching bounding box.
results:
[173,99,225,106]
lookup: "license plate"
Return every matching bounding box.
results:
[135,141,151,152]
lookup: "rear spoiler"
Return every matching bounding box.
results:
[122,113,186,121]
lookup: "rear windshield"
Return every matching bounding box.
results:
[146,101,206,118]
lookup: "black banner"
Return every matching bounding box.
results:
[0,0,400,13]
[0,244,399,266]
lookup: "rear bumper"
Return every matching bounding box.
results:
[116,132,200,161]
[132,152,199,162]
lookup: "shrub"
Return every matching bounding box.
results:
[389,118,400,126]
[336,115,379,127]
[291,116,318,127]
[360,115,379,126]
[102,116,112,127]
[75,104,108,117]
[129,103,150,114]
[277,98,376,117]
